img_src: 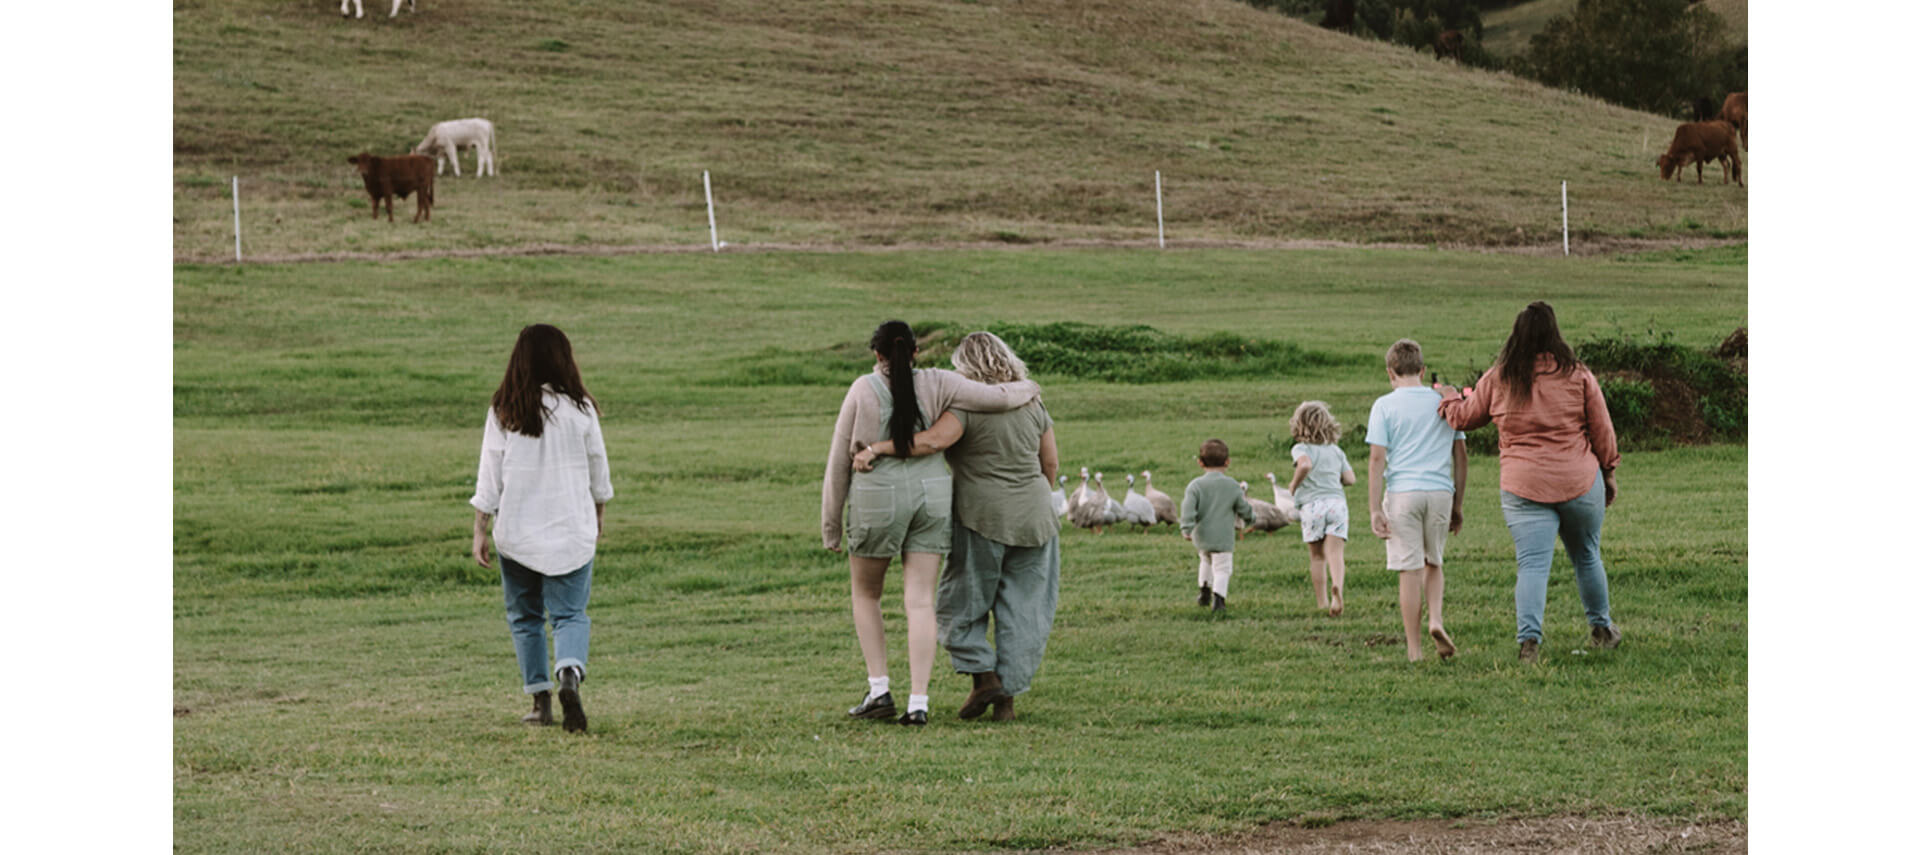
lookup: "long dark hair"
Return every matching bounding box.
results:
[870,320,918,455]
[1494,301,1578,401]
[491,324,595,438]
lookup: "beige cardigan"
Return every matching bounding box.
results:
[821,368,1041,550]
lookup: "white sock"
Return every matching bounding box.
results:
[868,676,890,699]
[908,694,929,714]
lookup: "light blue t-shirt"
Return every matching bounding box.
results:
[1365,386,1466,494]
[1289,442,1351,507]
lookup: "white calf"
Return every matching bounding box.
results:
[414,118,498,178]
[341,0,416,19]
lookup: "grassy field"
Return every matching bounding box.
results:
[1483,0,1748,58]
[174,0,1747,260]
[174,245,1747,852]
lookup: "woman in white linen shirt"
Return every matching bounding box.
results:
[470,324,613,733]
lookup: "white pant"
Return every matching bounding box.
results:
[1196,550,1236,597]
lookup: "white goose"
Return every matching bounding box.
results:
[1093,472,1124,533]
[1140,470,1176,527]
[1067,468,1108,533]
[1121,474,1157,530]
[1263,472,1301,525]
[1051,474,1069,518]
[1242,480,1288,534]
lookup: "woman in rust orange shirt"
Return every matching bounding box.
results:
[1438,302,1624,663]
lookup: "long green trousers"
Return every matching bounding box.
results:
[937,523,1061,695]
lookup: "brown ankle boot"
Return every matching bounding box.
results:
[991,695,1015,721]
[958,672,1011,720]
[521,691,553,725]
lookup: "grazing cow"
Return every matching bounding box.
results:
[414,118,497,177]
[1434,29,1464,62]
[1656,121,1743,186]
[341,0,415,18]
[1690,96,1718,122]
[1718,91,1748,150]
[1320,0,1356,33]
[347,153,436,222]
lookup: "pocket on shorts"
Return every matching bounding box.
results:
[852,484,896,528]
[920,476,953,519]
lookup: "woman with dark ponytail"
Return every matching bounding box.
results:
[823,321,1041,725]
[470,324,613,733]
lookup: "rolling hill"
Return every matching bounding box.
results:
[173,0,1747,260]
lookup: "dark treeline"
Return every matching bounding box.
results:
[1240,0,1747,118]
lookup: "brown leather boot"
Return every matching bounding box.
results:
[957,672,1011,720]
[521,691,553,726]
[991,696,1015,721]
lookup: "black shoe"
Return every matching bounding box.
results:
[557,666,587,733]
[1518,639,1540,663]
[848,691,896,720]
[1211,592,1226,612]
[521,691,553,726]
[898,709,928,726]
[1198,584,1212,606]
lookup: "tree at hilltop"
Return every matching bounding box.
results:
[1521,0,1741,115]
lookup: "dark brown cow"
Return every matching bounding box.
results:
[1657,120,1743,186]
[347,152,436,223]
[1434,29,1464,62]
[1320,0,1355,33]
[1718,91,1748,150]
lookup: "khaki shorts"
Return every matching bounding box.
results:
[1384,490,1452,571]
[847,473,953,558]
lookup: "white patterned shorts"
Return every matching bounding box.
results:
[1299,497,1349,543]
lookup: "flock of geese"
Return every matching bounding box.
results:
[1051,468,1303,537]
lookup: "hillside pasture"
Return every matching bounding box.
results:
[174,246,1747,852]
[174,0,1746,261]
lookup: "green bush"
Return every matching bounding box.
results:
[712,322,1363,386]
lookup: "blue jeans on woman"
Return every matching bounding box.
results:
[500,555,592,693]
[1501,470,1613,644]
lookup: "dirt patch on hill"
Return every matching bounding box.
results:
[1081,815,1747,854]
[177,236,1747,265]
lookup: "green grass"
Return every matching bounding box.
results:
[174,0,1746,260]
[175,246,1746,852]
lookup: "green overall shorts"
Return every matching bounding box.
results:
[845,372,954,558]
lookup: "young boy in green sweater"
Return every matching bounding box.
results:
[1180,438,1257,612]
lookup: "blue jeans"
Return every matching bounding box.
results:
[1501,470,1613,644]
[500,555,592,694]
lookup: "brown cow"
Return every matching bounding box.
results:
[1657,120,1743,186]
[1718,92,1748,150]
[1434,29,1464,62]
[347,152,436,223]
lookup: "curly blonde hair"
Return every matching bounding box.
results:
[1290,401,1341,445]
[950,331,1029,384]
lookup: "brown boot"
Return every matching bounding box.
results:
[521,691,553,726]
[991,696,1015,721]
[957,672,1011,720]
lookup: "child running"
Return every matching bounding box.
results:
[1366,339,1468,662]
[1287,401,1355,617]
[1180,439,1256,612]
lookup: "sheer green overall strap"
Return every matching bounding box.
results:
[863,372,932,436]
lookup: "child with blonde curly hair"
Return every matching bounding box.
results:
[1288,401,1355,616]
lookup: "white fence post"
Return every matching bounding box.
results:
[704,170,719,252]
[232,176,242,263]
[1561,181,1569,257]
[1155,171,1165,250]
